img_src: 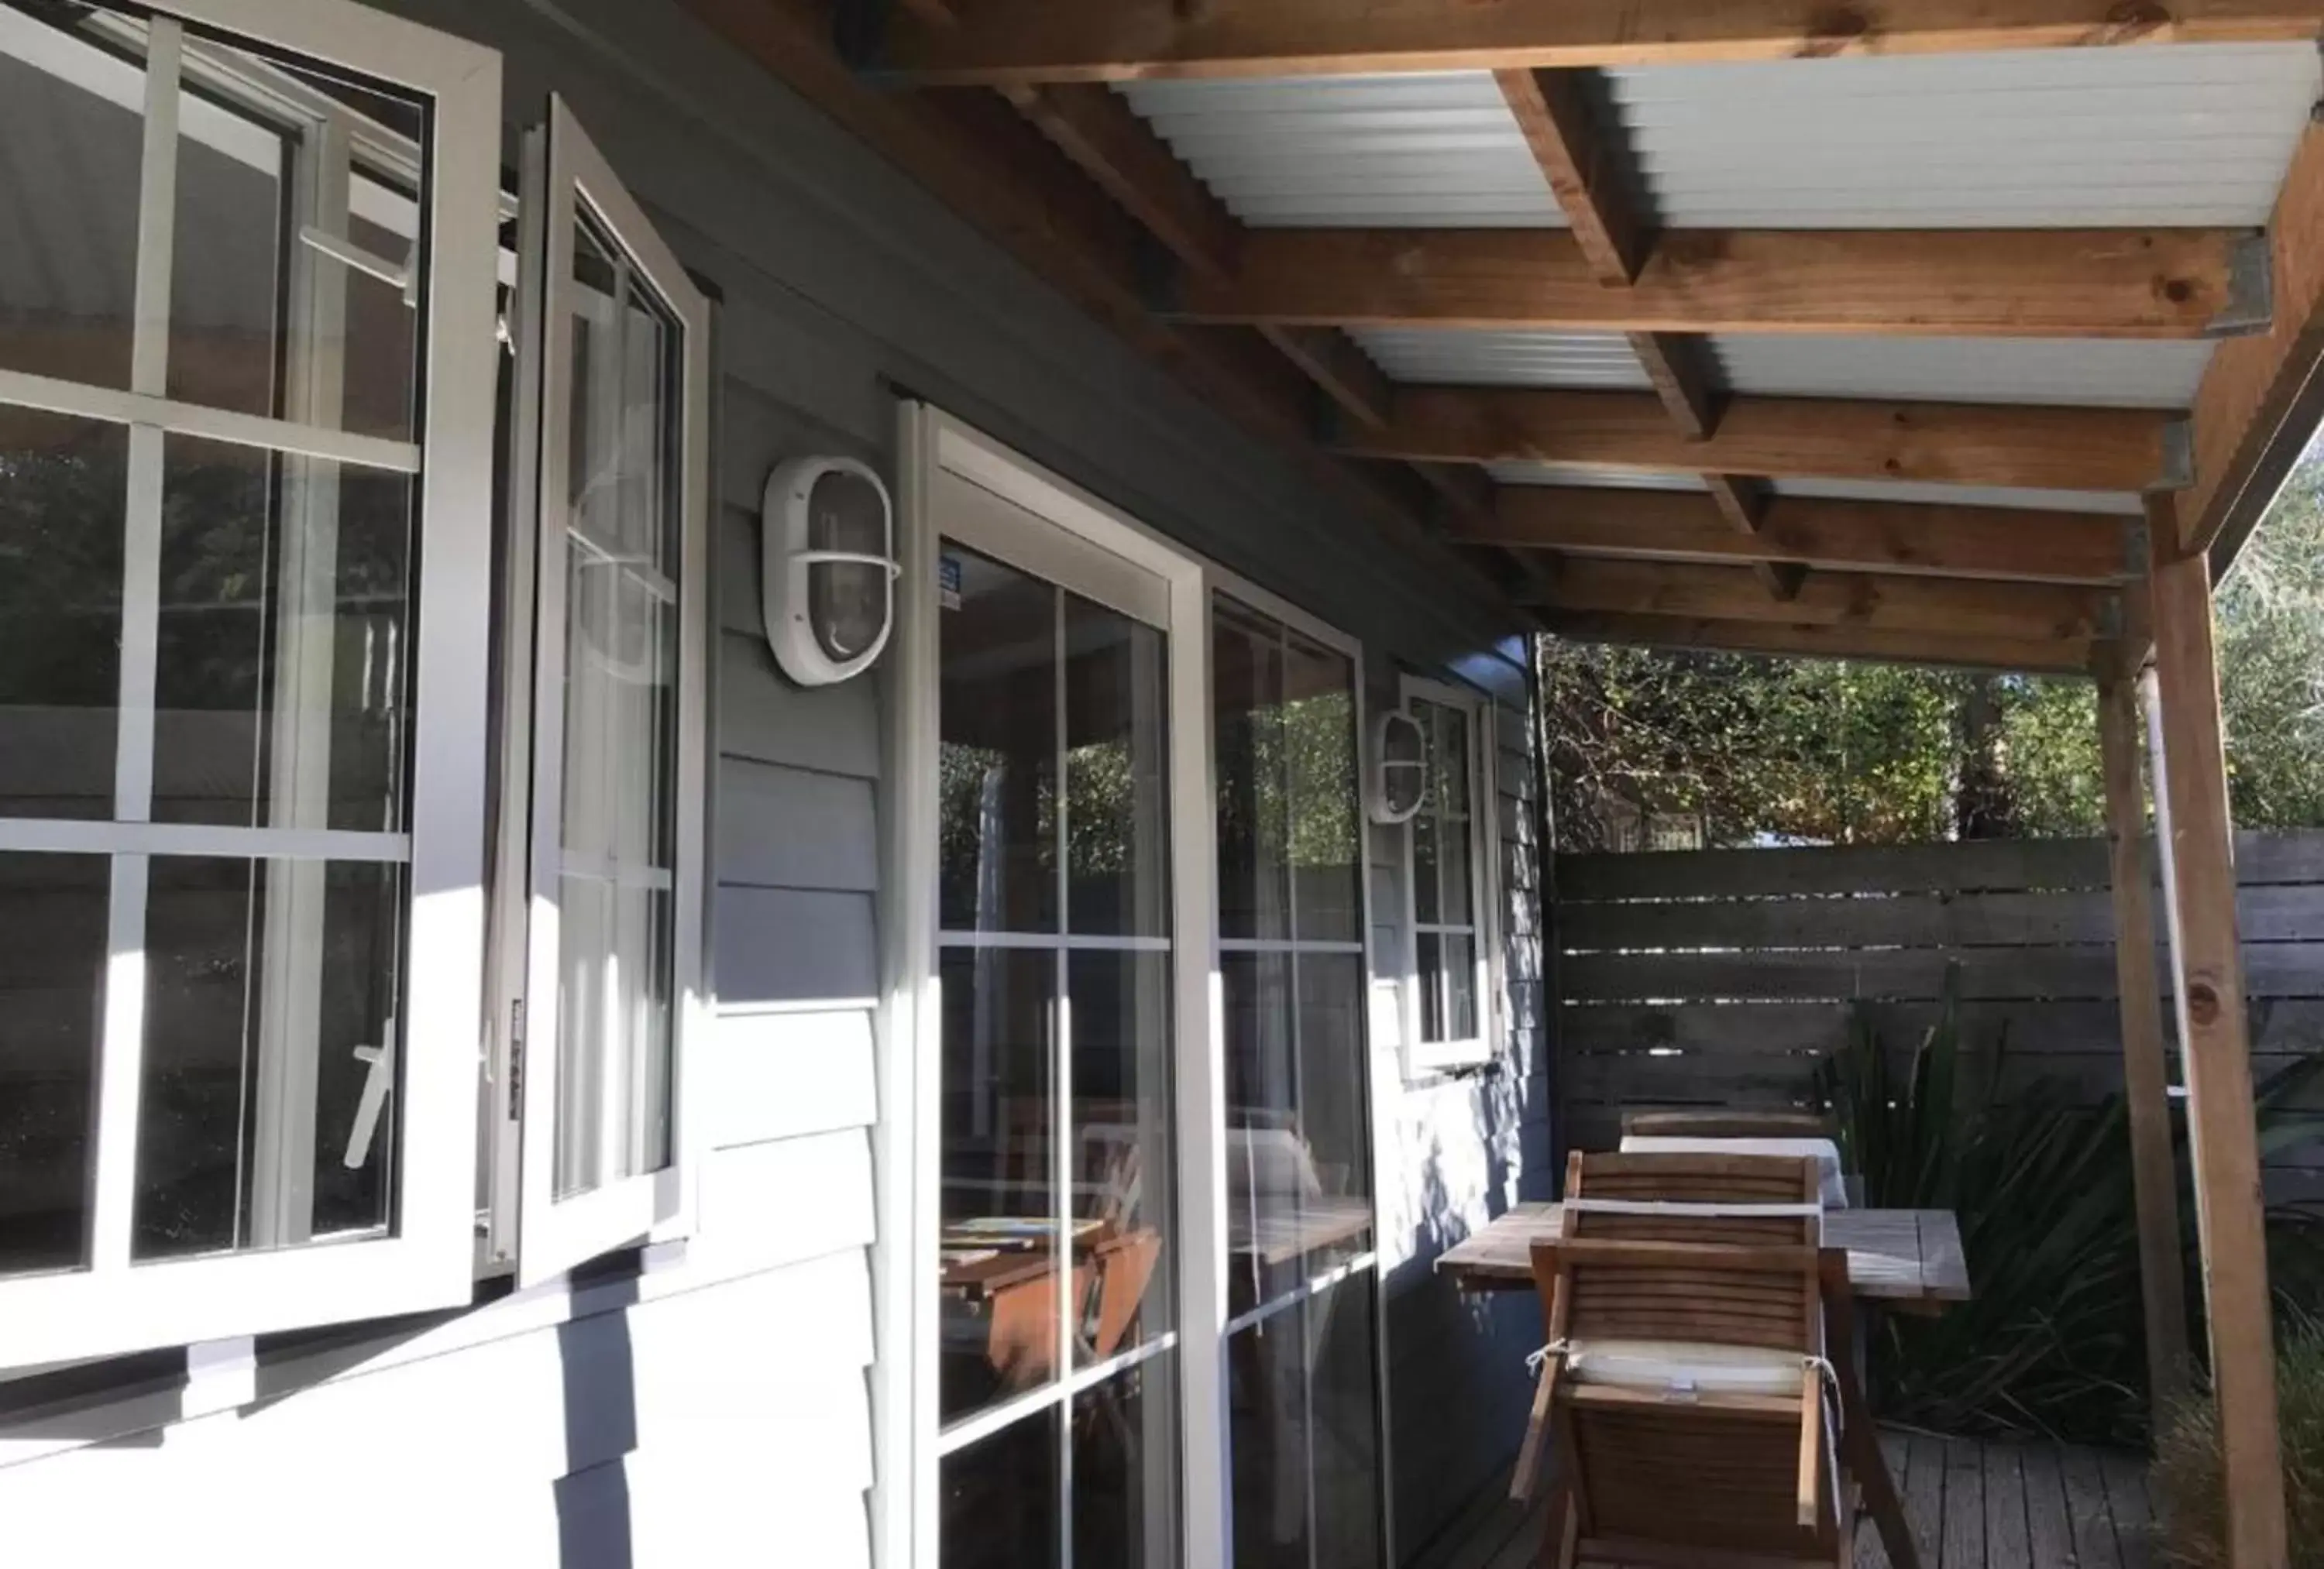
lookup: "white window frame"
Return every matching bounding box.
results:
[880,407,1397,1569]
[1398,674,1504,1076]
[0,0,503,1366]
[491,96,713,1289]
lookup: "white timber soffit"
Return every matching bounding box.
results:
[1486,463,2150,517]
[1604,43,2323,228]
[1115,72,1569,228]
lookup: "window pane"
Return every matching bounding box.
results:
[1308,1276,1387,1569]
[1075,1357,1180,1569]
[1213,597,1288,942]
[552,215,682,1201]
[169,43,425,441]
[1228,1274,1387,1569]
[941,1410,1061,1569]
[1230,1297,1312,1568]
[0,9,146,391]
[1067,950,1173,1365]
[1295,953,1373,1215]
[940,946,1058,1425]
[1064,594,1167,937]
[0,852,108,1277]
[133,856,403,1260]
[152,438,416,831]
[1439,932,1477,1045]
[0,412,126,820]
[940,548,1057,935]
[1435,703,1471,821]
[1440,810,1473,930]
[1222,951,1371,1308]
[1284,633,1359,946]
[1416,931,1443,1045]
[167,83,287,418]
[1411,812,1440,926]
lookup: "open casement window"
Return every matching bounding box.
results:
[1400,675,1501,1074]
[0,0,500,1363]
[497,98,710,1287]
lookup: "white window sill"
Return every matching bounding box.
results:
[1404,1040,1496,1080]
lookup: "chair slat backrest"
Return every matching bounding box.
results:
[1548,1238,1821,1354]
[1526,1150,1841,1561]
[1563,1149,1823,1249]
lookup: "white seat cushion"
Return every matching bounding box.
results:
[1563,1337,1812,1397]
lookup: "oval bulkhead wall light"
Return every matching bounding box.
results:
[765,455,901,685]
[1367,708,1429,826]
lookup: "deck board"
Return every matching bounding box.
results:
[1410,1432,2145,1568]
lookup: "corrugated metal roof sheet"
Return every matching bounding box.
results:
[1116,74,1567,228]
[1349,328,1646,389]
[1710,335,2212,408]
[1348,329,2214,406]
[1490,463,2143,515]
[1607,44,2321,228]
[1487,464,1706,492]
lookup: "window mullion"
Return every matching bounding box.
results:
[88,18,184,1273]
[1050,586,1074,1569]
[252,112,352,1250]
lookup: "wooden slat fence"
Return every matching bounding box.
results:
[1552,830,2324,1204]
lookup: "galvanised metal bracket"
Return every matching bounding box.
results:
[2205,230,2274,338]
[2150,418,2194,493]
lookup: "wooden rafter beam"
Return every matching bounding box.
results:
[1538,610,2093,675]
[1335,388,2181,493]
[2184,122,2324,562]
[997,81,1241,280]
[1167,227,2258,340]
[866,1,2324,84]
[997,70,1492,530]
[1488,66,1811,604]
[1524,555,2112,640]
[678,0,1518,603]
[1464,487,2133,584]
[1493,67,1647,285]
[1628,331,1725,441]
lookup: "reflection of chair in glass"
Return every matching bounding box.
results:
[954,1102,1164,1397]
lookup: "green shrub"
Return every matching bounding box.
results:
[1813,970,2324,1446]
[2150,1314,2324,1568]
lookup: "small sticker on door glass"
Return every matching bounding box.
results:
[939,554,963,611]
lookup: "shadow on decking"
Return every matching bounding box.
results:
[1408,1427,2161,1569]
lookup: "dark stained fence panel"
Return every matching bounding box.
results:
[1552,833,2324,1203]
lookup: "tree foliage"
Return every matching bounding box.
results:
[1542,448,2324,850]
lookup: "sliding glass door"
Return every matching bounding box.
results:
[1212,593,1387,1569]
[932,521,1181,1569]
[903,413,1391,1569]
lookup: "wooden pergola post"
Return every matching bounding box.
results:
[2143,493,2287,1569]
[2095,674,2194,1429]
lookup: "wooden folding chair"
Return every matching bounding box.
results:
[1511,1152,1919,1569]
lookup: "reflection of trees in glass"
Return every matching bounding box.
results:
[939,740,1054,877]
[1217,690,1358,874]
[0,421,127,717]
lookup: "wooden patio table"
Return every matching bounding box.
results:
[1435,1200,1971,1308]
